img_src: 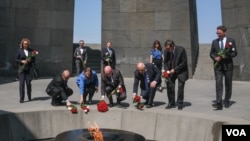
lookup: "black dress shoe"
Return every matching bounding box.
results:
[212,103,223,110]
[146,104,153,108]
[108,103,115,107]
[87,100,92,105]
[165,104,176,109]
[20,100,24,103]
[224,102,230,108]
[178,105,183,110]
[51,102,63,106]
[214,106,223,110]
[117,103,127,109]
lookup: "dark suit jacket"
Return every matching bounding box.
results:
[74,47,88,63]
[15,48,35,73]
[210,37,237,71]
[101,47,116,68]
[163,46,189,82]
[133,63,161,94]
[101,69,126,96]
[46,75,69,96]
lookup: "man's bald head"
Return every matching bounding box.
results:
[62,69,71,80]
[104,66,112,76]
[137,62,145,74]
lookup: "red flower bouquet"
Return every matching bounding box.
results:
[80,104,90,113]
[97,100,108,112]
[133,95,144,110]
[162,70,170,82]
[19,50,39,73]
[67,104,78,114]
[214,42,232,68]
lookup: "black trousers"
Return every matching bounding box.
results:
[214,70,233,105]
[152,59,162,86]
[141,87,157,105]
[166,75,185,105]
[47,87,73,103]
[75,60,84,76]
[83,84,96,102]
[105,86,126,104]
[19,72,32,101]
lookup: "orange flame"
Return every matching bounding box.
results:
[88,122,103,141]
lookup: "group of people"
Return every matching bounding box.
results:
[16,25,237,111]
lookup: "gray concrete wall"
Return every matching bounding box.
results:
[0,0,74,76]
[221,0,250,80]
[101,0,199,77]
[1,109,249,141]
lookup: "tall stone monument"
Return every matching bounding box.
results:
[101,0,199,77]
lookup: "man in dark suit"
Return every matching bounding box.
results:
[15,38,36,103]
[45,70,73,106]
[101,41,116,69]
[163,39,189,110]
[210,25,237,110]
[74,40,88,75]
[133,62,161,108]
[101,66,126,108]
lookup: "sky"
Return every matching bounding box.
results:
[73,0,222,44]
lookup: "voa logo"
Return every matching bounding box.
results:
[226,129,246,136]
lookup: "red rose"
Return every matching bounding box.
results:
[225,42,232,49]
[137,103,144,110]
[71,108,78,113]
[133,95,141,103]
[81,104,90,113]
[163,71,169,78]
[118,86,124,94]
[67,104,78,114]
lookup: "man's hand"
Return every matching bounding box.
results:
[150,81,157,88]
[215,56,222,62]
[95,87,98,93]
[170,69,175,74]
[132,93,136,99]
[66,101,72,107]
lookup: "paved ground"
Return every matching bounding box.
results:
[1,75,250,122]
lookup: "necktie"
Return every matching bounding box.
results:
[220,39,224,49]
[170,52,174,69]
[145,72,150,92]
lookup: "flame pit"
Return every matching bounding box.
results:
[55,128,146,141]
